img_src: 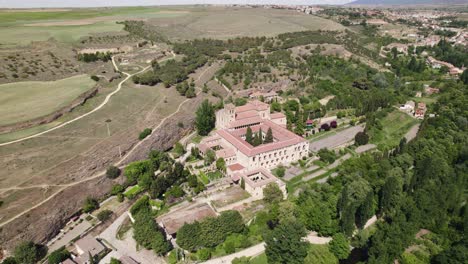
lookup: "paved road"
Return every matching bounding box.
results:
[202,232,331,264]
[202,243,266,264]
[309,125,365,152]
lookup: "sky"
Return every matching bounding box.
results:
[0,0,353,8]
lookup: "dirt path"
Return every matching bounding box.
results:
[0,63,215,228]
[405,123,420,142]
[0,54,174,147]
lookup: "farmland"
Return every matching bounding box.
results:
[145,6,346,41]
[0,74,95,126]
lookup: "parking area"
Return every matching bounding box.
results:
[309,125,365,152]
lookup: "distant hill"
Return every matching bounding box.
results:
[348,0,468,5]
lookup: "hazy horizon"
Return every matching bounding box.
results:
[0,0,352,8]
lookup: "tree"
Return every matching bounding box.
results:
[83,197,99,213]
[240,178,245,189]
[329,233,350,260]
[14,241,44,264]
[460,69,468,85]
[294,111,305,135]
[264,127,274,143]
[48,247,70,264]
[357,190,375,229]
[304,244,338,264]
[380,175,403,214]
[354,131,369,146]
[275,165,285,178]
[106,166,121,179]
[197,248,211,261]
[110,258,122,264]
[195,100,215,136]
[245,127,253,145]
[1,257,17,264]
[204,149,216,165]
[173,142,185,157]
[216,158,226,172]
[139,128,152,140]
[264,220,309,264]
[185,86,196,98]
[133,210,171,255]
[177,221,202,251]
[263,183,283,204]
[97,210,113,222]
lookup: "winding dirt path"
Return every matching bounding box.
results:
[0,54,174,147]
[0,62,215,228]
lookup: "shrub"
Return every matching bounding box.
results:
[117,193,124,202]
[106,166,121,179]
[275,165,286,178]
[317,148,337,164]
[355,131,369,146]
[97,210,113,222]
[197,248,211,261]
[83,197,99,213]
[139,128,152,140]
[91,75,100,81]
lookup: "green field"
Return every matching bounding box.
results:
[0,74,95,126]
[0,21,123,46]
[0,7,186,46]
[145,6,345,41]
[369,110,420,150]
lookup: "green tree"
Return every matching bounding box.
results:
[354,131,369,146]
[304,244,338,264]
[197,248,211,261]
[14,241,44,264]
[264,220,309,264]
[294,110,305,135]
[329,233,350,260]
[48,247,70,264]
[177,221,202,251]
[110,258,122,264]
[83,197,99,213]
[204,149,216,165]
[380,175,403,214]
[133,211,171,255]
[240,178,245,189]
[97,210,113,222]
[173,142,185,157]
[195,100,215,136]
[1,257,17,264]
[185,86,196,98]
[245,127,253,144]
[263,183,283,204]
[106,166,121,179]
[460,69,468,84]
[264,127,274,143]
[216,158,226,172]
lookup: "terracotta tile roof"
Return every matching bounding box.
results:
[218,120,306,157]
[228,163,245,171]
[228,116,263,129]
[236,110,259,120]
[271,112,286,119]
[235,100,269,113]
[216,148,236,158]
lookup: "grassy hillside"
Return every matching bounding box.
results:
[0,74,95,126]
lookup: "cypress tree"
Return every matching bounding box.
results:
[264,127,273,143]
[246,127,253,144]
[258,128,264,145]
